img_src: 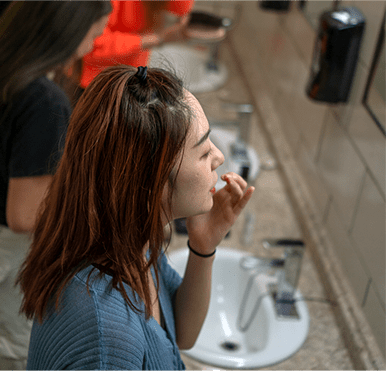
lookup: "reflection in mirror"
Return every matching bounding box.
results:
[363,14,386,135]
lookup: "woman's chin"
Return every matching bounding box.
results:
[194,201,214,217]
[181,204,214,220]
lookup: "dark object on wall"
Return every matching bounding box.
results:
[298,1,307,11]
[259,1,290,12]
[306,7,366,104]
[0,1,11,17]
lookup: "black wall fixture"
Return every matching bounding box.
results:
[0,1,10,17]
[306,7,365,103]
[259,1,290,12]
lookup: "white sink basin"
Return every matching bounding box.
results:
[168,247,310,369]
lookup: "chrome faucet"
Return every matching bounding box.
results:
[262,238,305,318]
[220,102,254,181]
[221,102,254,145]
[237,238,305,331]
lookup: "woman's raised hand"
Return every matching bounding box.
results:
[186,172,255,255]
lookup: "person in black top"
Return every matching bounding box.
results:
[0,2,111,368]
[0,1,10,17]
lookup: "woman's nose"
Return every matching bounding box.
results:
[212,145,225,170]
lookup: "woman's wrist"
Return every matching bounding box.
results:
[187,240,216,258]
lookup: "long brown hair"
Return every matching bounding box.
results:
[17,65,192,322]
[0,1,111,104]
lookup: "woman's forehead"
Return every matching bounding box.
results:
[184,90,209,138]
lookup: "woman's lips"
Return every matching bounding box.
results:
[210,187,216,194]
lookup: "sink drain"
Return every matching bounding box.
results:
[220,340,240,352]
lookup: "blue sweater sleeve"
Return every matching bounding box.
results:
[27,262,184,370]
[27,273,145,370]
[27,276,104,369]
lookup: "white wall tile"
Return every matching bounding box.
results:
[347,1,386,70]
[268,21,302,106]
[348,104,386,196]
[296,138,330,223]
[274,87,302,155]
[284,4,317,67]
[350,173,386,305]
[301,0,336,34]
[326,200,370,306]
[362,282,386,353]
[347,59,373,106]
[330,57,372,130]
[317,111,366,228]
[289,62,328,158]
[267,22,304,153]
[231,2,280,100]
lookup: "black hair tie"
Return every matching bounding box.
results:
[187,240,216,258]
[136,66,147,82]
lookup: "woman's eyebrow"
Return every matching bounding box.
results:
[193,129,211,148]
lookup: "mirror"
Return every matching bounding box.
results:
[363,14,386,135]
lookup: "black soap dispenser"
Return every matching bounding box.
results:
[306,7,365,103]
[259,1,290,12]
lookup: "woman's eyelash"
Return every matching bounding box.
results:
[202,148,212,158]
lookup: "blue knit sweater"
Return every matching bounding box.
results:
[27,253,185,370]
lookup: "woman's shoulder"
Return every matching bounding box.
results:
[24,76,70,106]
[72,267,147,354]
[73,266,139,308]
[53,267,146,349]
[8,76,71,124]
[2,76,71,124]
[73,267,145,327]
[28,267,146,369]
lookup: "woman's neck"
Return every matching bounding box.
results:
[143,241,150,257]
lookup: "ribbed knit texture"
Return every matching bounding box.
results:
[27,252,185,370]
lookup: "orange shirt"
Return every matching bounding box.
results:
[81,0,194,87]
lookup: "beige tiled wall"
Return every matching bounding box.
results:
[317,111,366,229]
[348,89,386,192]
[351,173,386,305]
[363,282,387,352]
[345,1,386,69]
[325,198,370,306]
[232,1,385,353]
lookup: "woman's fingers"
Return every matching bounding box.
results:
[215,173,255,218]
[220,173,249,205]
[233,186,255,215]
[225,177,243,199]
[221,172,248,191]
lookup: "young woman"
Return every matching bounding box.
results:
[80,0,194,88]
[17,65,255,370]
[0,2,111,368]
